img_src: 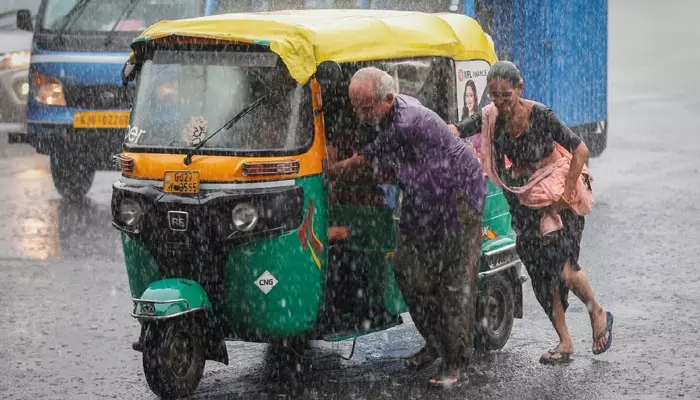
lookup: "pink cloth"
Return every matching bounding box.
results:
[480,102,594,235]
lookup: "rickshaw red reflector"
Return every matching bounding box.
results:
[112,154,134,172]
[242,161,300,176]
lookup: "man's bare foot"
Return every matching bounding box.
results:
[539,342,574,364]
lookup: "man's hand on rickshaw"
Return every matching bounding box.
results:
[327,145,339,166]
[328,226,351,243]
[327,153,367,178]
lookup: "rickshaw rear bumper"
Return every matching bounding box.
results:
[131,278,212,321]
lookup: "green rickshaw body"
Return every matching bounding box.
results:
[110,9,526,398]
[221,175,328,339]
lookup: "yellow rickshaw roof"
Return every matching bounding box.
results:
[133,9,497,83]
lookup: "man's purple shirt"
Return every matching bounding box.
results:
[360,95,487,240]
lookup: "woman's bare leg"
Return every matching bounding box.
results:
[561,261,609,352]
[545,286,574,356]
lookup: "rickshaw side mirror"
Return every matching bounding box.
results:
[315,60,343,85]
[121,62,139,87]
[16,10,33,32]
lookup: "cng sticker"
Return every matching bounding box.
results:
[254,271,278,295]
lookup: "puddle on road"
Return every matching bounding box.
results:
[0,158,122,262]
[15,207,61,260]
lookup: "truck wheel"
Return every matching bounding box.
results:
[142,320,205,399]
[475,273,515,351]
[50,153,95,200]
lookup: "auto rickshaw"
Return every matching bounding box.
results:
[112,9,524,398]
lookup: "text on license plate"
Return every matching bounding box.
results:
[163,171,200,194]
[73,111,130,129]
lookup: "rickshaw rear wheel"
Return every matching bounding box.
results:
[475,273,515,351]
[142,319,206,399]
[50,153,95,201]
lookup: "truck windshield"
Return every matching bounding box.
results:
[40,0,204,33]
[126,49,314,153]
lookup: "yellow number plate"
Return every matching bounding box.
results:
[73,111,130,129]
[163,171,200,194]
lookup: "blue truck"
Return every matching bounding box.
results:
[462,0,608,158]
[18,0,232,200]
[367,0,609,158]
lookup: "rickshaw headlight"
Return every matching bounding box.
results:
[119,198,144,228]
[232,203,258,232]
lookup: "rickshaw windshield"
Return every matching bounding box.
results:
[126,49,314,153]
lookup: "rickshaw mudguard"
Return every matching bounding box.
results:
[481,237,515,257]
[132,278,212,320]
[479,236,525,319]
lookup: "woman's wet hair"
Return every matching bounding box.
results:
[487,61,523,86]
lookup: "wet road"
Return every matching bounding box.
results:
[1,0,699,398]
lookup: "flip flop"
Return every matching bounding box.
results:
[539,348,572,365]
[404,347,438,370]
[592,311,614,355]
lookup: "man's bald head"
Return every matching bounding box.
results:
[348,67,396,125]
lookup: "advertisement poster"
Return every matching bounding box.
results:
[455,60,492,121]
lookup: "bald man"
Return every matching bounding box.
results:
[328,67,486,387]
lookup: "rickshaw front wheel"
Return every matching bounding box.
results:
[142,319,206,399]
[475,273,515,351]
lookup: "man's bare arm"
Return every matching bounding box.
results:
[327,153,368,177]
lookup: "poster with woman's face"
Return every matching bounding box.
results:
[456,60,492,120]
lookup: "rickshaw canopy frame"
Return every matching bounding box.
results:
[128,9,498,84]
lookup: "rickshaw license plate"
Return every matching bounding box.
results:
[73,111,130,129]
[164,171,200,194]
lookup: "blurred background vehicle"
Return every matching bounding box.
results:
[0,0,41,144]
[22,0,233,199]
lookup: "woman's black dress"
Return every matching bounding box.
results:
[456,103,588,317]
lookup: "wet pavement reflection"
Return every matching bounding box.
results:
[0,149,121,262]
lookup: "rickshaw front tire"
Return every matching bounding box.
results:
[142,318,206,399]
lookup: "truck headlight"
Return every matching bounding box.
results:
[119,198,144,229]
[0,51,31,71]
[31,73,67,106]
[232,203,258,232]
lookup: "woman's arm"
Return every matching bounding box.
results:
[543,107,589,203]
[449,112,483,138]
[562,142,589,203]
